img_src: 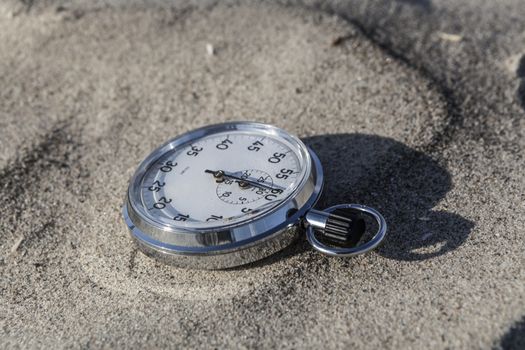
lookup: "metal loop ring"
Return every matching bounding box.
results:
[306,204,387,257]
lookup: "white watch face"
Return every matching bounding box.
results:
[131,127,310,230]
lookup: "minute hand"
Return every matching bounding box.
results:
[205,169,284,192]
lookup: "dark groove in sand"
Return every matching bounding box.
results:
[517,54,525,110]
[316,5,464,155]
[0,121,86,230]
[24,221,56,250]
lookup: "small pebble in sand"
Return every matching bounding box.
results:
[206,43,215,56]
[10,235,24,254]
[331,35,351,47]
[437,32,463,42]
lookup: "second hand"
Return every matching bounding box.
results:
[204,169,280,192]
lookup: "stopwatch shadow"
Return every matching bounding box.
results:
[301,133,474,262]
[495,314,525,350]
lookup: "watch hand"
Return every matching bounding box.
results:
[204,169,275,190]
[204,169,283,192]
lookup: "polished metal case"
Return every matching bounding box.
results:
[123,122,323,269]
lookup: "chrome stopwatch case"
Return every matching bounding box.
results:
[123,122,387,269]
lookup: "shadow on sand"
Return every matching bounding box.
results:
[496,315,525,350]
[304,133,473,262]
[233,133,473,269]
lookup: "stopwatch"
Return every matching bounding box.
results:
[123,122,387,269]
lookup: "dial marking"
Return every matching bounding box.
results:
[138,130,305,228]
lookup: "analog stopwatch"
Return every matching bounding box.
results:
[123,122,387,269]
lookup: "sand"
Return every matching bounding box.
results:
[1,1,524,349]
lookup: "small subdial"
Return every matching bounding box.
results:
[216,169,274,205]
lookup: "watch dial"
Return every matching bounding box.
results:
[134,129,309,230]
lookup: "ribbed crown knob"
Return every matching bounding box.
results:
[305,208,366,247]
